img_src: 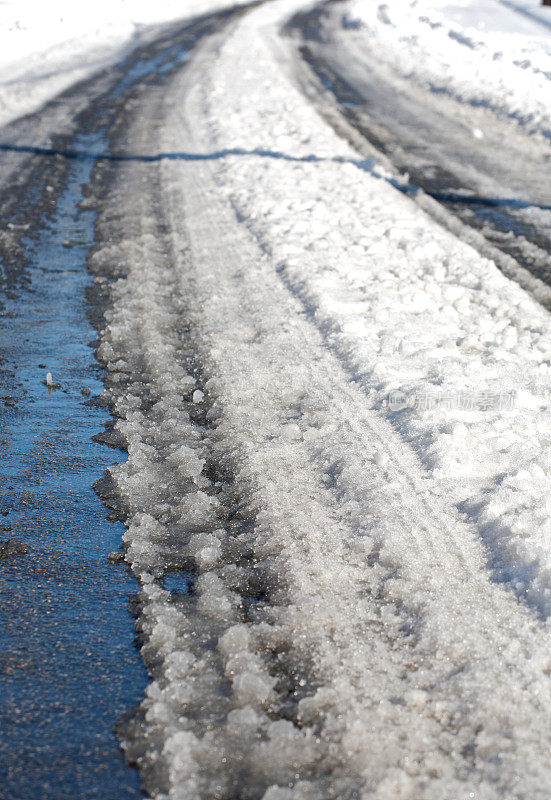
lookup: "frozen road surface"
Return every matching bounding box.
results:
[1,0,551,798]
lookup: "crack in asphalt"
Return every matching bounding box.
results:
[2,141,551,213]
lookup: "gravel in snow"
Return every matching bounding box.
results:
[83,1,551,798]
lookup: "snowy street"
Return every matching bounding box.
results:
[1,1,551,798]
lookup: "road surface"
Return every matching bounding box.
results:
[1,1,551,798]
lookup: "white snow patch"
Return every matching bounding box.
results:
[346,0,551,138]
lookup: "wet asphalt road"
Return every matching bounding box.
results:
[0,7,250,799]
[0,131,146,799]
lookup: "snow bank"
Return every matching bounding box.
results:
[346,0,551,138]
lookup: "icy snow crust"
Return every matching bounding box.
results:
[91,1,551,798]
[346,0,551,139]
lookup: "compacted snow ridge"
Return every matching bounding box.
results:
[86,1,551,798]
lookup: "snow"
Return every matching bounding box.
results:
[85,0,551,796]
[346,0,551,138]
[0,0,250,129]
